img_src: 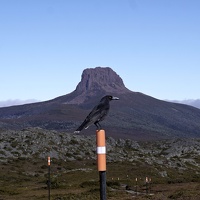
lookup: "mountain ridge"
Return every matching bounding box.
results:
[0,67,200,141]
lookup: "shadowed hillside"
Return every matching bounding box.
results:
[0,67,200,140]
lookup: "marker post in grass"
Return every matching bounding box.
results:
[145,177,148,194]
[135,177,138,195]
[96,130,106,200]
[48,156,51,200]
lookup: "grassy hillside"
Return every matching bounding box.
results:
[0,128,200,199]
[1,158,200,200]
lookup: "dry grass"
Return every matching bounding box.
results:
[0,158,200,200]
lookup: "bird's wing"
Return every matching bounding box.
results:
[86,102,109,122]
[74,102,109,132]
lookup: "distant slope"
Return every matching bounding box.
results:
[168,99,200,109]
[0,67,200,141]
[0,99,40,108]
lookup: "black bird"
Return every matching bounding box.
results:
[74,95,119,133]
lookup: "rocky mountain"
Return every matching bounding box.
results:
[53,67,131,106]
[0,67,200,140]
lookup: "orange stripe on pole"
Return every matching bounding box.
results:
[96,130,106,171]
[48,156,51,166]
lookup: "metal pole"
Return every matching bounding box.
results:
[96,130,106,200]
[99,171,106,200]
[146,177,148,194]
[135,177,138,196]
[48,156,51,200]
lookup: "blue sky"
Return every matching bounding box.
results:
[1,0,200,105]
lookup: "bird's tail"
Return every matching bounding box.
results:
[74,119,89,133]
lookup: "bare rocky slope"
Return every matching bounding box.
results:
[1,127,200,181]
[0,67,200,140]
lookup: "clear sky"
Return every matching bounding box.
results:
[1,0,200,105]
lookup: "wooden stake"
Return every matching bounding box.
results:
[96,130,106,171]
[96,130,106,200]
[48,156,51,200]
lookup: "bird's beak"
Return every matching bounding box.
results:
[112,96,119,100]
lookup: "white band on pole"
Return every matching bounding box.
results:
[97,146,106,154]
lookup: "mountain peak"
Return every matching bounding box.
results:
[75,67,129,94]
[54,67,130,105]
